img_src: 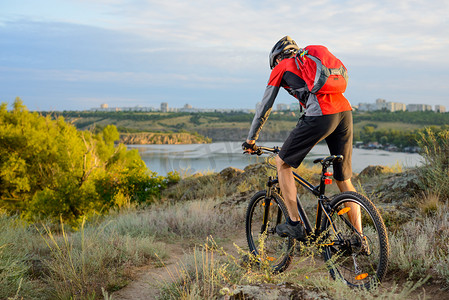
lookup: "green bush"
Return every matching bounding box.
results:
[0,98,176,226]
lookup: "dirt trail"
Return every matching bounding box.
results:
[111,242,187,300]
[112,234,248,299]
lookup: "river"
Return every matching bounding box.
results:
[127,142,423,176]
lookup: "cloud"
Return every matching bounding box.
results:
[97,0,449,63]
[1,0,449,110]
[4,0,449,67]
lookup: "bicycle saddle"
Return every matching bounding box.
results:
[313,155,344,165]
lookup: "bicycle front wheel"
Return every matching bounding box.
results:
[245,190,294,273]
[321,191,389,289]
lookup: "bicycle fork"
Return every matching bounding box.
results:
[261,176,281,234]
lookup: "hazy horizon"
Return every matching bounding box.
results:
[5,97,447,113]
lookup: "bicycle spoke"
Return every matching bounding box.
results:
[246,191,294,272]
[321,192,389,288]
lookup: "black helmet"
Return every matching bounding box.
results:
[269,36,299,69]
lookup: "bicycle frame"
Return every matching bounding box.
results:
[257,146,341,240]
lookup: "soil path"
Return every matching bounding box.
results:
[112,234,248,300]
[111,242,187,300]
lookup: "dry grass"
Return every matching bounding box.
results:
[108,198,246,240]
[416,192,442,215]
[157,236,293,300]
[2,150,449,299]
[157,235,431,300]
[388,202,449,282]
[0,215,45,299]
[417,127,449,200]
[36,218,169,299]
[0,194,247,299]
[0,212,170,299]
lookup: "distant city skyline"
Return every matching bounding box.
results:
[356,98,446,113]
[90,98,446,114]
[91,101,253,113]
[1,1,449,111]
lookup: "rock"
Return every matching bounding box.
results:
[373,169,424,203]
[216,191,253,209]
[243,163,272,176]
[219,167,244,181]
[224,283,330,300]
[358,165,387,177]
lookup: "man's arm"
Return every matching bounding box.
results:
[246,85,280,141]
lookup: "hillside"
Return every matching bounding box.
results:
[2,161,449,299]
[52,110,449,146]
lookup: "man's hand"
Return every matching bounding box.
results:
[242,140,257,154]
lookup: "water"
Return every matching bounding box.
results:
[127,142,423,175]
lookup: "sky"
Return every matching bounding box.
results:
[1,0,448,111]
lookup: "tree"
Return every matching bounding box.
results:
[0,98,177,226]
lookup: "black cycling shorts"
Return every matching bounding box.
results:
[278,110,353,181]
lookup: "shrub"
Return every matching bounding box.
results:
[417,126,449,200]
[0,99,175,226]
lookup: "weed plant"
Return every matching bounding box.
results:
[0,212,169,299]
[157,236,291,299]
[107,198,245,240]
[0,196,244,299]
[157,234,430,300]
[417,127,449,200]
[388,203,449,283]
[37,217,169,299]
[0,214,44,299]
[3,134,449,300]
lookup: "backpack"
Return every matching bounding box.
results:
[295,45,348,94]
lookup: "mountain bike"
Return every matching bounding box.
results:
[245,146,389,289]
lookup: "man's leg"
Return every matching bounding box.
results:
[274,155,306,240]
[336,179,362,233]
[275,155,300,221]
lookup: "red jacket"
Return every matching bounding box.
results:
[247,57,352,140]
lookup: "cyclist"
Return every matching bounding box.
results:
[242,36,361,241]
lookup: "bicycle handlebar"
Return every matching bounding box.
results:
[244,145,344,167]
[248,145,280,156]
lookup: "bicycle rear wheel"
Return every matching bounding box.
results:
[321,191,389,289]
[245,190,294,273]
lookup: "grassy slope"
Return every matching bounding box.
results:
[2,162,449,299]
